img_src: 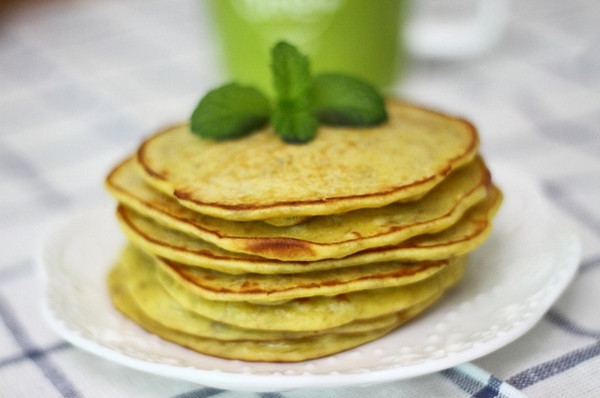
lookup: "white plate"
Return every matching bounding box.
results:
[38,163,581,392]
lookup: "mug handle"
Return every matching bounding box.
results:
[405,0,510,59]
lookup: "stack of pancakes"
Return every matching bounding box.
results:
[105,100,502,362]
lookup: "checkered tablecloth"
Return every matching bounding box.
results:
[1,0,599,397]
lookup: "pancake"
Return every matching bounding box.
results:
[135,100,479,222]
[119,245,451,302]
[154,253,467,331]
[120,252,438,340]
[104,96,502,362]
[107,156,490,261]
[115,186,502,274]
[110,263,426,362]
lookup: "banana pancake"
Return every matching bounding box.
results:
[110,264,428,362]
[104,88,503,362]
[153,254,467,332]
[136,100,479,223]
[120,252,438,340]
[107,156,490,261]
[118,245,452,302]
[115,186,501,274]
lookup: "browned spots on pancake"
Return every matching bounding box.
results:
[172,175,439,212]
[174,188,203,202]
[242,238,316,259]
[241,280,259,290]
[295,297,312,304]
[117,205,292,267]
[334,294,350,302]
[166,260,446,296]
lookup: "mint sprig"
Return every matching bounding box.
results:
[190,41,387,143]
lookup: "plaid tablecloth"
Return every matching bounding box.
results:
[1,0,599,397]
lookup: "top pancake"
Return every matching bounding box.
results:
[136,100,479,221]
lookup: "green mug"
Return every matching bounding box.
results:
[206,0,509,92]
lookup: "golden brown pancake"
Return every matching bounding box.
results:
[121,252,438,340]
[107,156,490,261]
[110,262,423,362]
[135,100,479,222]
[139,248,453,303]
[155,254,467,331]
[114,186,501,274]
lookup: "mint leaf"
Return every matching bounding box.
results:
[271,41,312,102]
[310,74,387,126]
[270,41,317,143]
[271,102,318,144]
[190,83,270,140]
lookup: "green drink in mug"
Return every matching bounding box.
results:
[207,0,509,92]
